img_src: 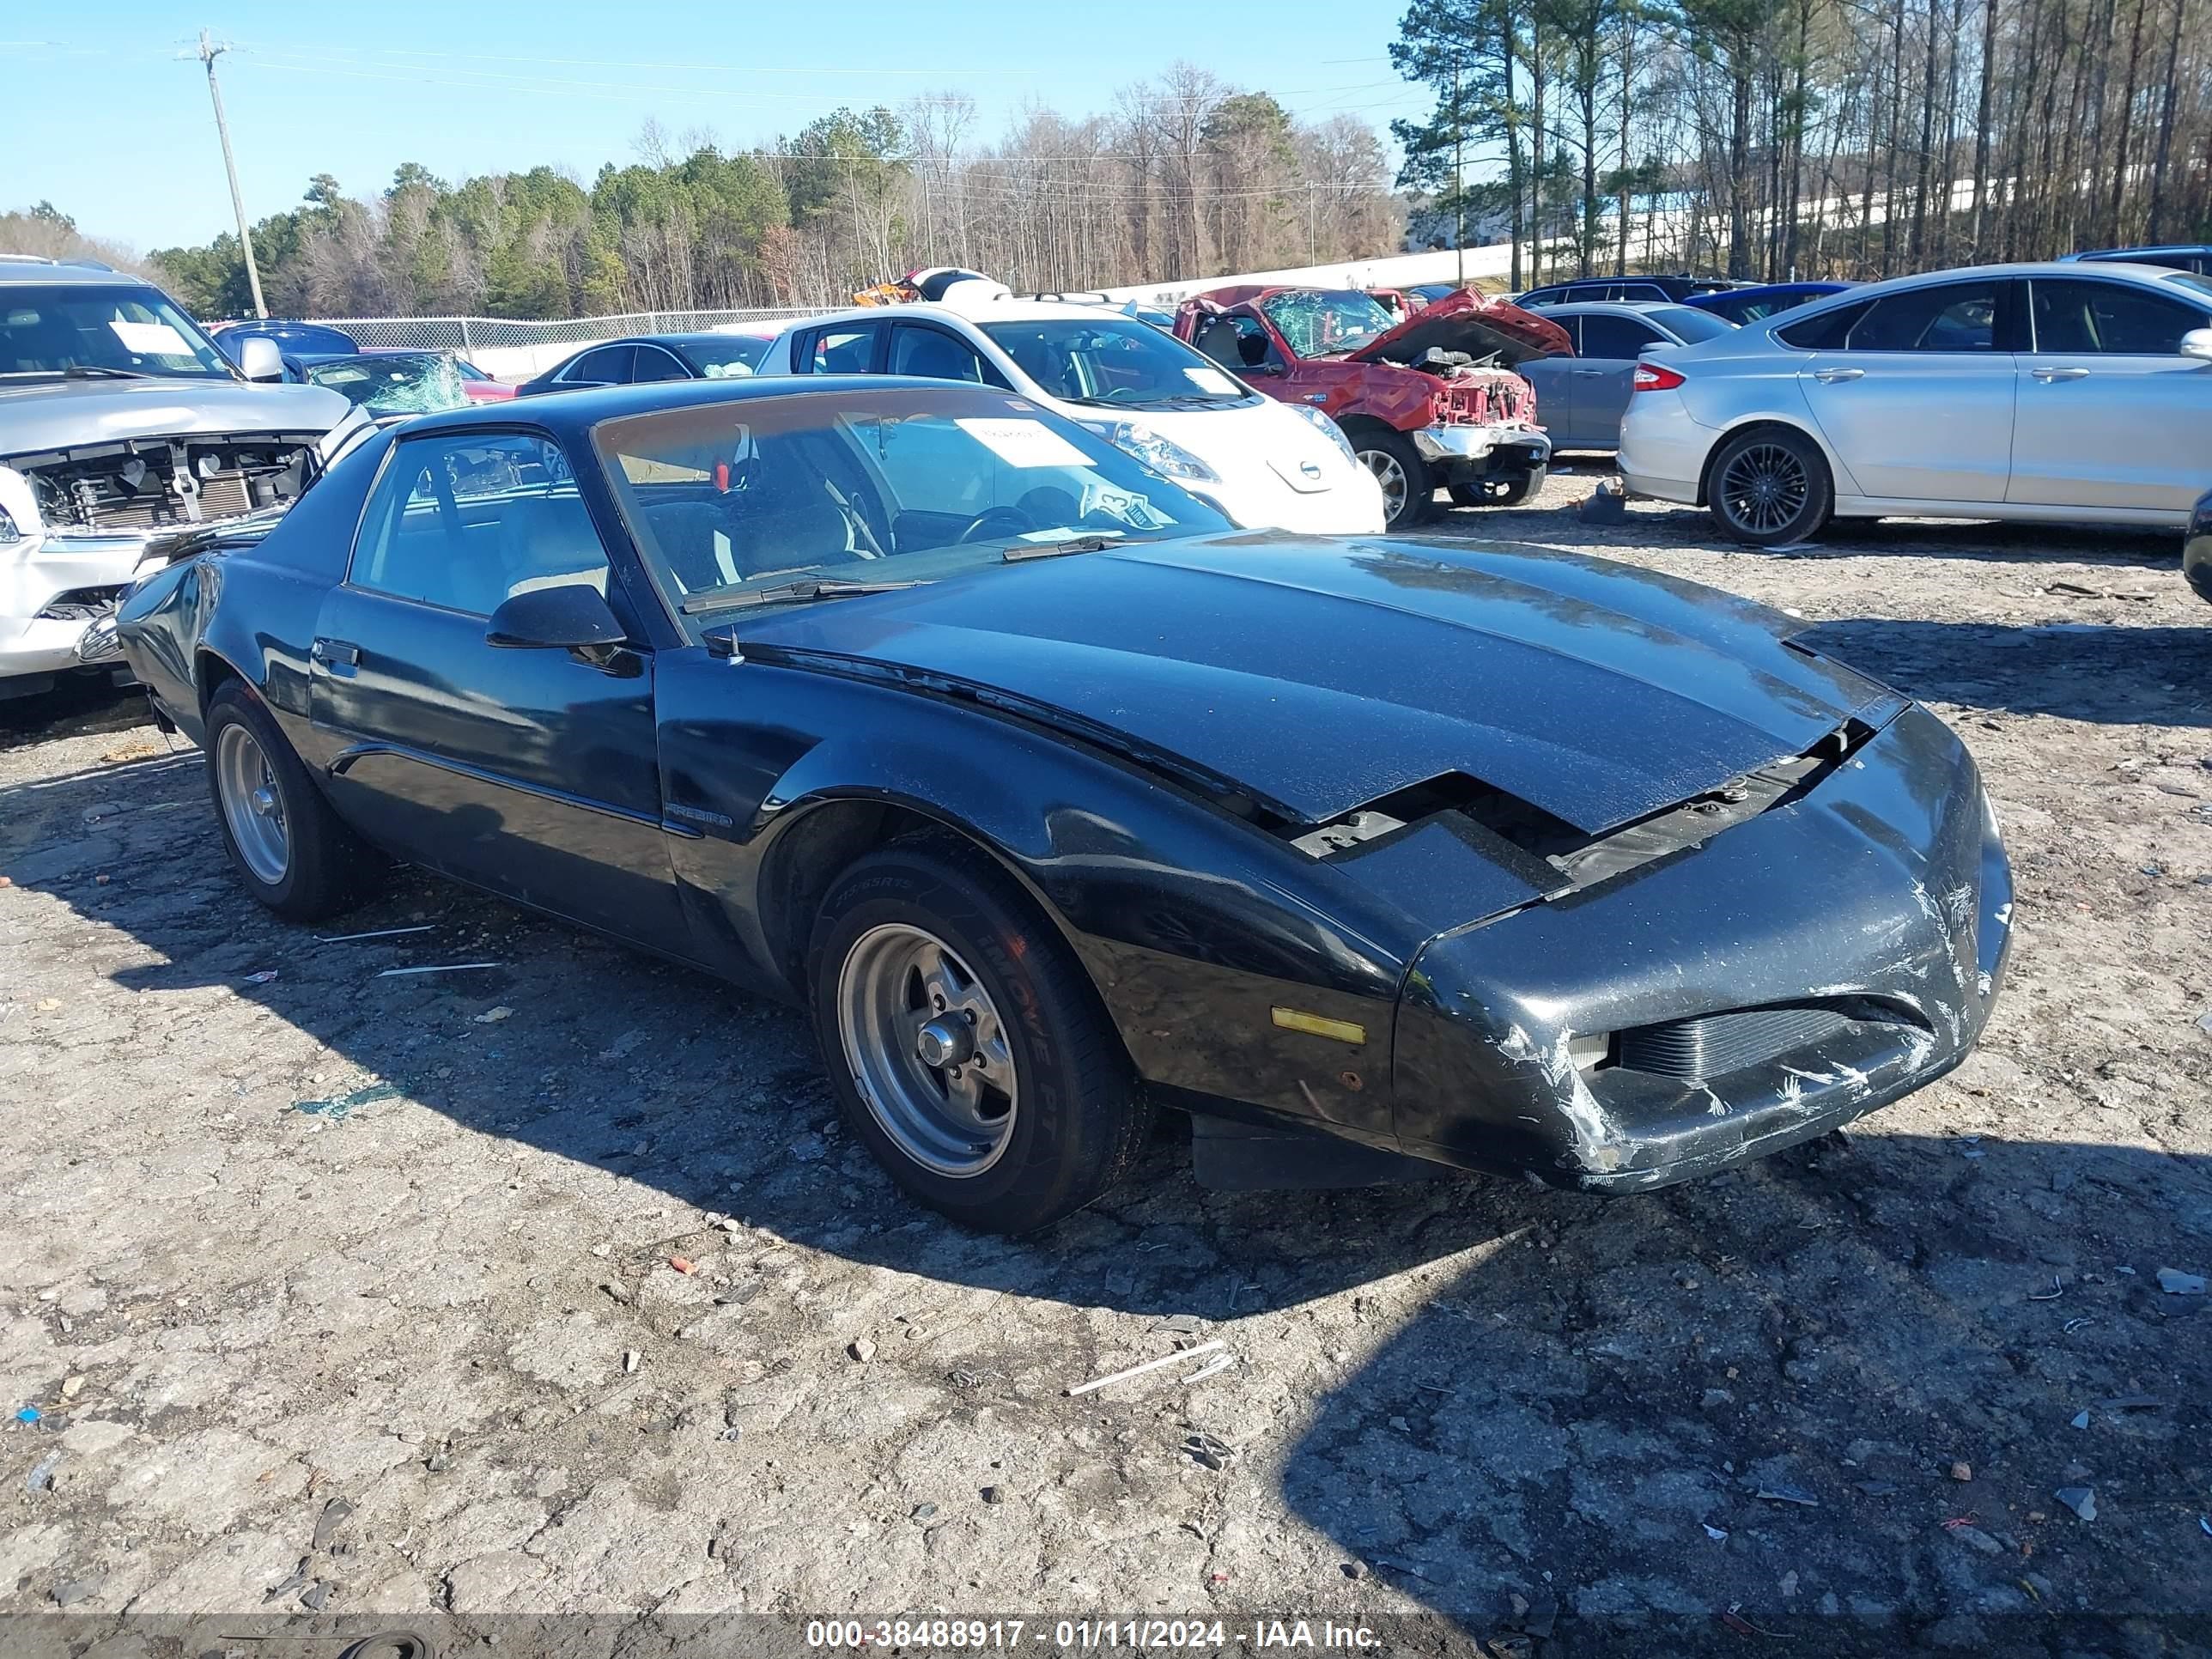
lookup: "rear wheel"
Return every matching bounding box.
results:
[807,838,1152,1233]
[204,681,376,921]
[1354,428,1431,531]
[1707,427,1832,546]
[1449,463,1548,507]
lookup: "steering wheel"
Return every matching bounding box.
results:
[953,506,1034,544]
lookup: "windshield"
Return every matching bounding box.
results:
[980,318,1255,410]
[679,335,772,378]
[304,352,471,416]
[1259,289,1395,358]
[1,283,236,380]
[1648,305,1737,342]
[595,386,1231,629]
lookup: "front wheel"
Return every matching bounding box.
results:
[807,838,1152,1233]
[1707,427,1832,546]
[1353,429,1431,531]
[204,681,377,921]
[1449,464,1548,508]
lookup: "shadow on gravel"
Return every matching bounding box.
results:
[5,689,2211,1652]
[0,676,149,754]
[1795,619,2212,727]
[1431,497,2189,572]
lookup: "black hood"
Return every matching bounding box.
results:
[731,534,1898,834]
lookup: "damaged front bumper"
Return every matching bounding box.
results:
[1,531,156,690]
[1411,422,1553,481]
[1392,703,2014,1192]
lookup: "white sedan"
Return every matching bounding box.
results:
[757,299,1384,536]
[1620,261,2212,544]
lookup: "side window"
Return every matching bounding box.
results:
[1521,288,1563,307]
[889,325,1007,387]
[1776,300,1871,349]
[2031,280,2208,354]
[801,325,880,374]
[632,346,690,383]
[1577,315,1665,358]
[351,433,611,617]
[1845,283,1999,350]
[562,344,634,384]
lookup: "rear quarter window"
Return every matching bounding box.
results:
[1775,300,1874,349]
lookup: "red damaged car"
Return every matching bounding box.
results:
[1176,285,1570,529]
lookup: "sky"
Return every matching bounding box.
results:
[8,3,1431,255]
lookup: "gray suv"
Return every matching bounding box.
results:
[0,258,354,697]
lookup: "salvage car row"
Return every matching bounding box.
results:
[22,242,2197,1236]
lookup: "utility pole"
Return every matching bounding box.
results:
[1452,59,1466,287]
[196,29,266,319]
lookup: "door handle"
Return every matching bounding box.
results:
[1811,366,1864,383]
[1572,368,1607,377]
[312,637,360,667]
[2029,366,2090,381]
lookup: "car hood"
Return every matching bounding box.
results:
[1345,289,1572,370]
[0,376,350,459]
[727,534,1899,834]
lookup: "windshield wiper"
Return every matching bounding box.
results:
[682,576,921,615]
[1002,535,1124,563]
[60,366,155,380]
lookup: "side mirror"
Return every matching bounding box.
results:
[2181,328,2212,362]
[237,336,284,382]
[486,583,626,653]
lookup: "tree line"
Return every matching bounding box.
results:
[1395,0,2211,289]
[125,72,1401,322]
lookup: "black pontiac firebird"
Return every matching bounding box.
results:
[116,376,2013,1232]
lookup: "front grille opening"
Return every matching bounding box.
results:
[1614,999,1918,1082]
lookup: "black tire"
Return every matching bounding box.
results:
[204,680,378,922]
[1449,463,1548,508]
[806,836,1152,1233]
[1353,428,1432,531]
[1706,426,1832,547]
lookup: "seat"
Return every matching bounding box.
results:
[895,331,981,382]
[1194,319,1243,369]
[729,459,858,574]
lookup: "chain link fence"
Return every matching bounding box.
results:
[308,308,829,352]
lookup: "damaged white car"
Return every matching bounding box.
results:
[0,258,356,698]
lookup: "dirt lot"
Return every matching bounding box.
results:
[3,475,2209,1657]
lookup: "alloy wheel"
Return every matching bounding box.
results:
[1360,447,1410,523]
[835,922,1018,1177]
[1717,442,1810,536]
[215,722,290,886]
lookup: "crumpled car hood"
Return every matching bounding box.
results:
[1346,289,1572,370]
[730,534,1899,836]
[0,376,349,459]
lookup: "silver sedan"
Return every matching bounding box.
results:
[1619,262,2212,544]
[1517,301,1737,450]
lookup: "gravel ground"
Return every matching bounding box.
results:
[3,474,2209,1657]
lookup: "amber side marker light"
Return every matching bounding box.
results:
[1270,1006,1368,1046]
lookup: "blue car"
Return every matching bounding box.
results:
[2060,245,2212,276]
[213,319,362,382]
[1686,282,1853,325]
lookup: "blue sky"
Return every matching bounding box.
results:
[9,3,1429,254]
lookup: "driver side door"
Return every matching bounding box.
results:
[309,428,689,952]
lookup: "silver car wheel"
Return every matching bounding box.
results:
[835,922,1018,1177]
[215,721,290,886]
[1717,442,1810,535]
[1360,447,1410,523]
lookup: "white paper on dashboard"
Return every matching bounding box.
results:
[1182,367,1237,394]
[109,320,193,356]
[954,417,1090,469]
